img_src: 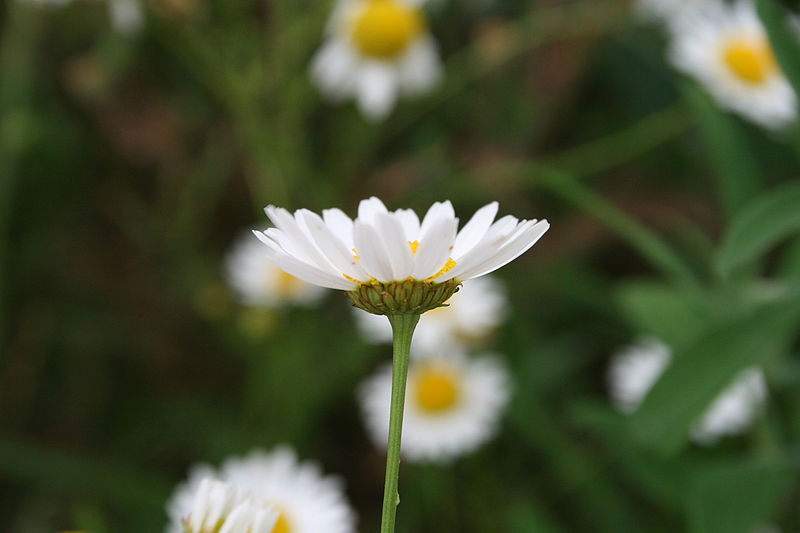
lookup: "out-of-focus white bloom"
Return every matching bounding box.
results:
[310,0,442,120]
[226,231,327,308]
[608,338,768,445]
[108,0,144,35]
[668,0,796,129]
[635,0,709,21]
[359,349,511,462]
[253,197,549,291]
[167,447,357,533]
[608,338,671,414]
[17,0,144,34]
[179,478,278,533]
[353,275,507,349]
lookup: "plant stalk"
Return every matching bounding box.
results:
[380,313,420,533]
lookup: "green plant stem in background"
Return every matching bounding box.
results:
[381,313,420,533]
[531,166,700,288]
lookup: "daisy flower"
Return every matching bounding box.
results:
[359,349,511,462]
[252,197,549,315]
[353,275,507,349]
[668,0,797,129]
[226,231,327,308]
[178,478,279,533]
[166,447,357,533]
[310,0,442,121]
[608,338,768,445]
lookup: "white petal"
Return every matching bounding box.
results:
[412,216,457,280]
[452,201,498,259]
[357,197,389,225]
[398,37,442,95]
[356,62,398,121]
[254,231,356,290]
[310,39,359,100]
[394,208,421,240]
[376,212,415,279]
[322,208,355,249]
[439,215,520,281]
[354,220,395,282]
[264,206,337,274]
[419,200,455,237]
[458,220,549,280]
[298,209,369,281]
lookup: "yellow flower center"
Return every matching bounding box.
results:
[274,269,303,298]
[722,38,777,84]
[414,366,460,412]
[273,512,292,533]
[351,0,424,59]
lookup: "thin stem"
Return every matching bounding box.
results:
[380,313,420,533]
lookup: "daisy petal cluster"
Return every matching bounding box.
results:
[359,349,511,462]
[253,197,548,314]
[226,231,326,308]
[311,0,442,120]
[667,0,796,129]
[181,478,278,533]
[167,447,357,533]
[353,275,507,350]
[608,338,768,445]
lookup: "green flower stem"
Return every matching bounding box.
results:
[380,313,420,533]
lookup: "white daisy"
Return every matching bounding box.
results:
[178,478,279,533]
[252,197,548,315]
[608,338,768,445]
[353,275,507,349]
[310,0,442,120]
[668,0,797,129]
[226,231,327,308]
[359,349,511,462]
[166,447,357,533]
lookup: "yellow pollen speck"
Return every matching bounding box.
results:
[408,240,420,254]
[722,38,777,84]
[351,0,424,59]
[425,258,457,282]
[415,366,460,412]
[273,512,292,533]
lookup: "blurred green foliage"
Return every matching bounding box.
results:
[1,0,799,532]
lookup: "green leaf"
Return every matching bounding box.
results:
[617,282,709,349]
[688,461,793,533]
[630,297,800,454]
[757,0,800,98]
[716,182,800,275]
[682,84,760,219]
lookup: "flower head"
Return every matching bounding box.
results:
[608,338,768,445]
[253,197,548,315]
[667,0,796,129]
[167,447,356,533]
[310,0,442,120]
[353,275,507,349]
[359,349,511,462]
[180,478,278,533]
[226,231,326,308]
